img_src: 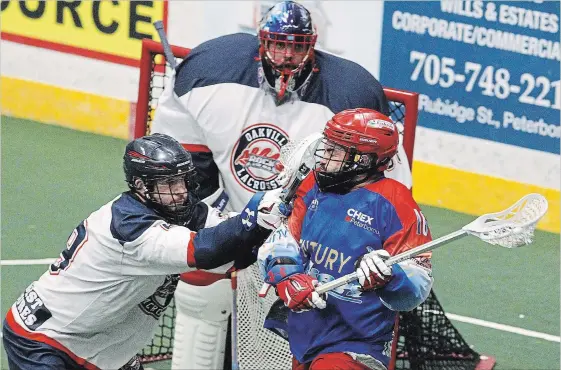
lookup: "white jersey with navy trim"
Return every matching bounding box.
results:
[152,33,412,213]
[8,192,227,369]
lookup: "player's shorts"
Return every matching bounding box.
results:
[292,352,388,370]
[3,318,145,370]
[2,318,82,370]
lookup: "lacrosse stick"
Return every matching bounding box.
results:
[315,193,549,295]
[277,132,323,207]
[153,21,177,70]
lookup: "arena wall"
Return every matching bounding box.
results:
[1,1,558,232]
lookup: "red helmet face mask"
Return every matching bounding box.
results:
[313,108,399,194]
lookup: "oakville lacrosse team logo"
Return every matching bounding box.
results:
[231,123,289,192]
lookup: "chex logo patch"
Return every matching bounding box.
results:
[345,208,380,235]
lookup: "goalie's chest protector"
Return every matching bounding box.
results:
[167,33,387,211]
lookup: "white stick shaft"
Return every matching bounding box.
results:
[315,230,468,295]
[386,229,467,265]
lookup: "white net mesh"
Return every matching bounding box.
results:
[236,264,292,370]
[234,134,323,370]
[465,194,548,249]
[276,133,321,188]
[279,138,300,163]
[275,141,299,188]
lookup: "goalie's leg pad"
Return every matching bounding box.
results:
[171,279,232,370]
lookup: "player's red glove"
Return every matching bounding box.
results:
[355,249,393,291]
[276,273,327,312]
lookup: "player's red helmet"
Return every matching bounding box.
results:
[314,108,399,194]
[258,1,317,100]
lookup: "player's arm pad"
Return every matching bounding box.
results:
[375,83,390,117]
[191,193,270,270]
[192,216,269,270]
[377,258,433,312]
[257,225,304,285]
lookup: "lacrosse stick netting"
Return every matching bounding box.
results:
[277,133,322,204]
[463,193,549,248]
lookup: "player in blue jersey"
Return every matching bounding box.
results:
[152,2,413,368]
[259,108,433,370]
[2,134,285,370]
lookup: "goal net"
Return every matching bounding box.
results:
[134,39,495,370]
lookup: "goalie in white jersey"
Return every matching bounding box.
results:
[2,134,286,370]
[151,1,412,369]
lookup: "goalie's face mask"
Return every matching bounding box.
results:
[262,33,315,75]
[313,138,379,195]
[259,32,317,102]
[258,1,317,100]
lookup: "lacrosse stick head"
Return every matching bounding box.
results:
[277,132,322,204]
[462,193,548,248]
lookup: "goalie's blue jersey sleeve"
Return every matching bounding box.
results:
[151,33,412,213]
[284,175,433,366]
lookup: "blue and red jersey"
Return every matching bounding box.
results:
[283,175,433,366]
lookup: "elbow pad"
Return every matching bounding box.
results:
[192,192,269,270]
[378,261,433,311]
[192,215,269,270]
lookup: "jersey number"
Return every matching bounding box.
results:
[49,220,89,275]
[413,209,429,236]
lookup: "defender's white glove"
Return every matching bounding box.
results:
[355,249,393,291]
[257,188,287,230]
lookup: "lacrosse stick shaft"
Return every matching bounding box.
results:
[230,271,240,370]
[386,229,467,266]
[315,230,468,295]
[282,169,307,206]
[316,193,548,295]
[153,20,177,70]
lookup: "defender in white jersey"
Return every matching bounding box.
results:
[2,134,286,370]
[151,2,412,368]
